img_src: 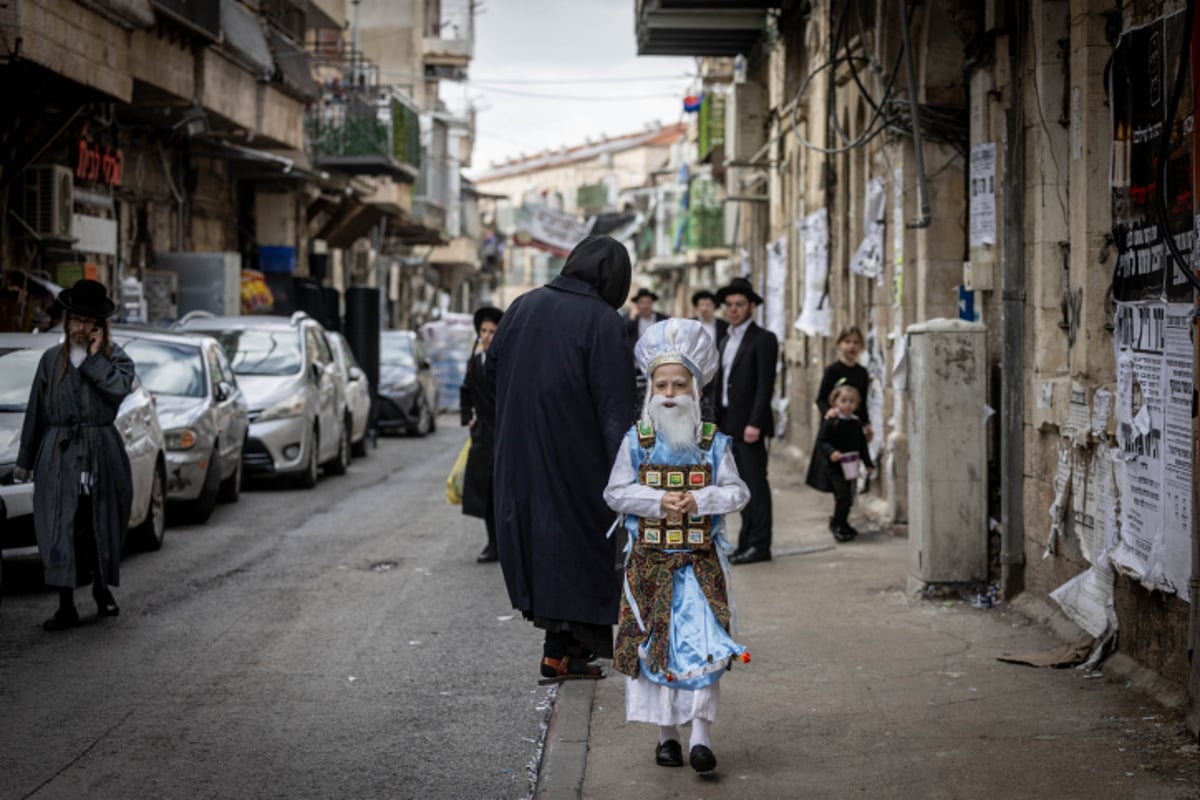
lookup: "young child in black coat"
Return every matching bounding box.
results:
[805,384,874,542]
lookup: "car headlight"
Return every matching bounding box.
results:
[257,392,306,422]
[164,428,198,451]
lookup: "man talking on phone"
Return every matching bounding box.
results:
[16,279,135,631]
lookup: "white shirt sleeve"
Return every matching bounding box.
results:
[693,447,751,516]
[603,447,668,520]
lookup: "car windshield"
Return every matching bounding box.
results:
[120,339,205,398]
[0,348,46,412]
[381,336,416,369]
[213,329,302,376]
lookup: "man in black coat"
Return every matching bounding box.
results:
[624,287,668,344]
[712,278,778,564]
[486,235,637,682]
[460,305,503,563]
[691,289,728,421]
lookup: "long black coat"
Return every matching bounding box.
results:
[486,258,635,628]
[459,351,494,519]
[805,415,875,492]
[714,322,779,439]
[17,343,135,588]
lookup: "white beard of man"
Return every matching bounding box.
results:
[646,392,702,453]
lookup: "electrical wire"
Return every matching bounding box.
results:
[469,85,683,101]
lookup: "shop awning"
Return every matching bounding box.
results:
[197,141,326,182]
[317,203,387,249]
[78,0,155,29]
[220,0,275,81]
[268,29,320,103]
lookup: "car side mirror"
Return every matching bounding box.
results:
[216,381,235,402]
[348,366,364,383]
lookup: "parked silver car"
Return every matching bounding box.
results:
[113,327,250,523]
[175,312,350,488]
[0,332,168,556]
[327,331,372,458]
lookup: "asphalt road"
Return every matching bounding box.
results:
[0,417,552,800]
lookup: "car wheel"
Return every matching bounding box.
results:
[219,448,243,504]
[188,448,222,524]
[135,462,167,551]
[413,395,433,437]
[296,429,319,489]
[325,418,351,476]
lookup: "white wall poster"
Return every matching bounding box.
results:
[850,178,886,279]
[969,142,997,248]
[794,208,832,337]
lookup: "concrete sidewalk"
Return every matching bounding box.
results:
[538,464,1199,799]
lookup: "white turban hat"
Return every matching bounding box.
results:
[633,318,719,386]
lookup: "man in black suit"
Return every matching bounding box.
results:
[712,278,778,564]
[690,289,728,349]
[625,287,668,344]
[691,289,728,422]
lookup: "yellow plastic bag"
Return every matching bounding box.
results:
[446,437,470,505]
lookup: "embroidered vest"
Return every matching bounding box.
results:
[633,421,719,551]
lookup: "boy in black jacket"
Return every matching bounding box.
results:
[805,384,874,542]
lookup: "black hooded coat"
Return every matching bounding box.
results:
[485,236,636,651]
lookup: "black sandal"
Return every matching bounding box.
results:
[537,655,604,685]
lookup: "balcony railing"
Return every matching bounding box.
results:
[307,93,421,181]
[635,0,779,57]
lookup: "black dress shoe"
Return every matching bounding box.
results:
[476,546,498,563]
[43,608,80,631]
[655,739,684,767]
[689,744,717,773]
[94,588,120,617]
[729,546,771,565]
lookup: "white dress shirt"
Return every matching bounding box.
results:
[720,321,749,408]
[699,318,718,350]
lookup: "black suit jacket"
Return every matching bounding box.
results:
[714,322,778,439]
[696,317,728,421]
[624,312,669,345]
[692,316,728,347]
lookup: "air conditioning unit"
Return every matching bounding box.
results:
[20,165,74,239]
[726,83,766,164]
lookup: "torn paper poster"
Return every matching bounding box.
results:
[794,209,832,336]
[1045,442,1073,558]
[1049,563,1118,639]
[969,142,997,248]
[1062,381,1090,446]
[892,163,905,309]
[1110,302,1194,599]
[764,236,788,343]
[850,177,886,279]
[865,321,886,464]
[1091,387,1113,440]
[890,332,908,393]
[1071,445,1118,566]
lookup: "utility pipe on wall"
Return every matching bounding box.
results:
[1000,0,1026,598]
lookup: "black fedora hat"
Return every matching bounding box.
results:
[631,287,659,302]
[715,277,764,306]
[691,289,716,306]
[58,279,117,319]
[473,305,503,333]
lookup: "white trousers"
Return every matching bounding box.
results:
[625,674,720,726]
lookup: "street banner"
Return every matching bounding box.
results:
[1109,10,1195,302]
[513,205,594,257]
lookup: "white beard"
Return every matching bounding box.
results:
[646,393,702,453]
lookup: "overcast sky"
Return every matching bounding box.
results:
[454,0,695,176]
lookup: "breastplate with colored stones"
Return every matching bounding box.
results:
[636,463,713,550]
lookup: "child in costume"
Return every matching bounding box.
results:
[603,319,751,775]
[805,384,874,541]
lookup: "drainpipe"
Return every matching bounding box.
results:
[999,0,1025,598]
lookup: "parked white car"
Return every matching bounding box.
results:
[114,327,250,523]
[175,312,349,488]
[0,333,168,558]
[327,331,372,458]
